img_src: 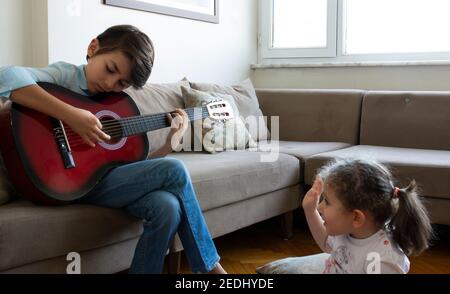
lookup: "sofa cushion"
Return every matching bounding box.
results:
[125,79,190,151]
[256,89,364,145]
[258,140,351,162]
[361,91,450,150]
[190,79,269,141]
[304,145,450,199]
[169,150,300,211]
[0,201,143,271]
[257,141,351,182]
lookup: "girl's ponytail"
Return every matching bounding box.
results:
[388,180,433,256]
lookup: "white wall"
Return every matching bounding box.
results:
[4,0,450,91]
[31,0,49,67]
[0,0,47,67]
[0,0,32,66]
[47,0,257,84]
[251,66,450,91]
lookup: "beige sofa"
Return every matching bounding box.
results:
[1,86,449,274]
[257,89,450,226]
[0,80,305,274]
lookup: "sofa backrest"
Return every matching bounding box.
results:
[360,91,450,150]
[256,89,364,144]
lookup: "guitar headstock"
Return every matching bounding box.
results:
[205,99,234,123]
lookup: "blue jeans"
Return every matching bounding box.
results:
[78,157,220,274]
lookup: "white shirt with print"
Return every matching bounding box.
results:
[322,230,410,274]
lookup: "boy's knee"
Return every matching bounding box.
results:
[163,158,189,178]
[165,157,186,170]
[157,192,182,224]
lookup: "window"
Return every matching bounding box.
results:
[259,0,450,64]
[273,0,328,49]
[260,0,337,58]
[345,0,450,54]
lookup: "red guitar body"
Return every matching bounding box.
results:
[0,83,148,205]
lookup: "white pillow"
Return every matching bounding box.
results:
[256,253,329,274]
[190,79,270,142]
[181,86,257,153]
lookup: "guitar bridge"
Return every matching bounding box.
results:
[52,119,75,169]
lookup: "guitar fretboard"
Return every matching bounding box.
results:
[109,106,209,139]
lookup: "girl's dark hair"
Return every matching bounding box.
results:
[88,25,155,89]
[318,158,433,256]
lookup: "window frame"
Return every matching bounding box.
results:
[258,0,450,65]
[260,0,338,59]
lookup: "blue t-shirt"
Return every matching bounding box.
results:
[0,61,91,98]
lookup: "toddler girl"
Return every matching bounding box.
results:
[302,158,432,274]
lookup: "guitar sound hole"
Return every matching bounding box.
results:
[100,117,123,143]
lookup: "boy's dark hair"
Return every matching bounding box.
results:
[318,158,433,256]
[88,25,154,89]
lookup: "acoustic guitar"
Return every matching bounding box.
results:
[0,83,233,205]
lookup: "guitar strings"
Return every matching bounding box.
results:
[60,110,210,141]
[60,109,209,139]
[62,108,209,135]
[59,116,206,147]
[59,119,199,145]
[53,100,229,147]
[94,106,209,128]
[56,112,211,147]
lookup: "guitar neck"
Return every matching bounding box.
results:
[113,106,209,139]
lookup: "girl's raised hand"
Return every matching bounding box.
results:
[302,175,324,212]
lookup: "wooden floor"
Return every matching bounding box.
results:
[180,210,450,274]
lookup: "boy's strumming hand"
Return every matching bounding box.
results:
[302,175,324,212]
[10,85,108,148]
[64,107,111,148]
